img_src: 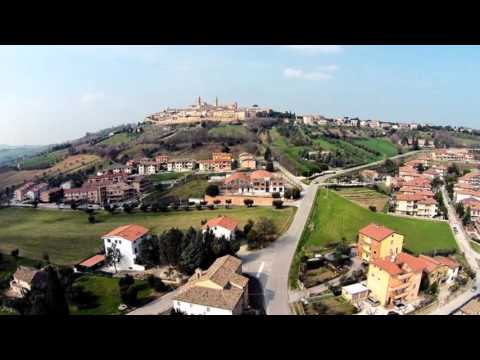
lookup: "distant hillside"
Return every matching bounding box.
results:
[0,145,47,167]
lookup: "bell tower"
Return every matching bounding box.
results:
[215,96,219,107]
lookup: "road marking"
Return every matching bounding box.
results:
[256,262,265,278]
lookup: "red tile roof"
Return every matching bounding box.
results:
[435,256,460,269]
[396,252,426,273]
[79,254,106,268]
[250,170,275,179]
[204,216,239,232]
[372,258,402,275]
[359,223,395,242]
[224,172,250,184]
[102,224,149,242]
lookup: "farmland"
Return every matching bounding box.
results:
[18,149,69,170]
[353,138,398,158]
[0,206,296,265]
[99,132,138,146]
[333,187,389,211]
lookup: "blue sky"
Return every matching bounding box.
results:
[1,45,479,145]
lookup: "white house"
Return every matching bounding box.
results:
[102,224,150,271]
[138,163,157,176]
[10,266,41,297]
[166,159,196,172]
[173,255,249,315]
[202,215,239,240]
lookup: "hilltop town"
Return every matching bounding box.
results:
[1,98,480,316]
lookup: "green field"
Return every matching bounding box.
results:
[208,125,249,140]
[19,149,68,170]
[0,254,41,279]
[143,178,207,204]
[70,275,153,315]
[353,138,398,158]
[470,241,480,254]
[148,172,190,183]
[0,206,296,265]
[289,188,457,287]
[99,133,137,146]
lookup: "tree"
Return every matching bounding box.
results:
[248,217,278,249]
[11,249,19,259]
[243,199,254,207]
[225,199,232,209]
[70,201,78,210]
[272,192,281,199]
[284,188,292,199]
[213,199,221,206]
[264,147,272,161]
[147,275,167,292]
[137,235,160,268]
[266,161,274,172]
[417,164,425,173]
[119,275,138,307]
[244,219,254,236]
[291,187,301,200]
[158,228,186,266]
[20,265,70,315]
[272,199,283,209]
[205,184,220,197]
[463,207,472,226]
[32,200,39,209]
[455,202,465,218]
[178,232,205,275]
[88,214,96,224]
[42,253,50,264]
[105,243,122,274]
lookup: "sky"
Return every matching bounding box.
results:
[1,45,480,146]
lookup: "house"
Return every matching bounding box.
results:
[25,183,49,201]
[221,170,285,196]
[366,252,424,307]
[239,152,256,169]
[14,182,35,201]
[203,215,239,240]
[102,224,150,271]
[453,185,480,203]
[155,154,169,164]
[461,197,480,221]
[173,255,249,315]
[341,283,369,306]
[10,266,41,297]
[432,148,474,162]
[360,169,379,182]
[357,223,404,263]
[138,161,158,175]
[166,159,196,172]
[198,153,232,173]
[417,255,460,285]
[458,171,480,188]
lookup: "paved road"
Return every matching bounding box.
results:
[127,289,178,315]
[429,186,480,315]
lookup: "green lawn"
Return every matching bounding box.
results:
[353,138,398,158]
[143,178,208,204]
[99,133,137,146]
[289,188,457,288]
[305,295,357,315]
[0,206,296,265]
[148,172,190,183]
[0,254,42,279]
[70,275,153,315]
[470,241,480,254]
[19,149,68,170]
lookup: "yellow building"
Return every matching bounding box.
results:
[367,252,424,307]
[357,223,404,263]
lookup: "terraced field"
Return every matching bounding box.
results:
[353,138,398,158]
[99,132,137,146]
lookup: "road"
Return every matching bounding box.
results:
[128,289,178,315]
[429,186,480,315]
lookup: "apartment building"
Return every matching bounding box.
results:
[357,224,404,263]
[64,185,107,204]
[166,159,196,172]
[14,182,35,201]
[432,148,475,162]
[221,170,285,196]
[458,171,480,187]
[25,183,49,201]
[453,184,480,203]
[239,152,256,169]
[460,197,480,221]
[138,161,159,176]
[394,193,437,218]
[86,173,129,186]
[40,187,63,203]
[417,255,460,285]
[367,252,424,307]
[198,152,232,173]
[105,183,136,203]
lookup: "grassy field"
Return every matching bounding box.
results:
[99,132,138,146]
[289,188,457,288]
[0,206,296,265]
[19,149,68,170]
[70,275,153,315]
[0,169,43,188]
[304,295,357,315]
[208,125,249,140]
[470,241,480,254]
[148,172,190,183]
[0,254,41,279]
[334,187,389,211]
[143,178,208,204]
[353,138,398,158]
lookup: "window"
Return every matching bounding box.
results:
[107,239,111,243]
[206,307,210,312]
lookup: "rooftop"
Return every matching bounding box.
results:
[204,216,239,232]
[102,224,149,242]
[359,223,396,242]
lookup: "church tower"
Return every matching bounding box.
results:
[198,96,202,108]
[215,96,219,107]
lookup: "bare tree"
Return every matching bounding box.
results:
[106,243,122,274]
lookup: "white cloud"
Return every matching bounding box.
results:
[283,65,338,81]
[284,45,343,54]
[80,92,105,104]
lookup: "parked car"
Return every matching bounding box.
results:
[394,302,407,312]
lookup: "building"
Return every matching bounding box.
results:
[221,170,285,196]
[359,169,379,182]
[394,193,437,218]
[138,161,159,176]
[10,266,41,297]
[239,152,256,169]
[198,153,232,173]
[60,180,74,190]
[453,184,480,203]
[105,183,136,203]
[357,224,404,263]
[341,283,369,306]
[458,171,480,188]
[146,97,271,125]
[366,252,424,307]
[166,159,196,172]
[102,224,150,271]
[173,255,249,315]
[432,148,475,162]
[64,185,107,204]
[417,255,460,285]
[86,173,129,186]
[76,254,106,272]
[130,176,153,194]
[14,182,35,201]
[40,187,63,203]
[203,215,239,240]
[461,197,480,221]
[155,154,169,164]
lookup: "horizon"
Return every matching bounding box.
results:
[1,45,480,146]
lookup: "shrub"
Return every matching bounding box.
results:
[196,203,202,211]
[147,275,167,292]
[207,204,215,210]
[369,205,377,212]
[292,187,301,200]
[213,199,221,205]
[272,199,283,209]
[272,192,281,199]
[205,184,220,197]
[243,199,254,208]
[284,188,292,199]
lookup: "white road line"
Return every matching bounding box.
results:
[256,262,265,278]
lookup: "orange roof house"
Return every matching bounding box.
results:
[203,216,239,232]
[102,224,149,242]
[357,224,404,263]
